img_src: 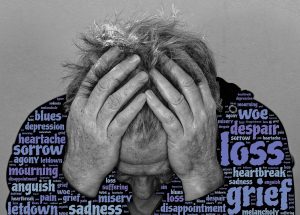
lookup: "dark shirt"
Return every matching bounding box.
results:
[6,78,295,214]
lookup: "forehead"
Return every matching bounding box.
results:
[117,159,171,176]
[119,127,168,164]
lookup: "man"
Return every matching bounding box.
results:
[62,17,224,214]
[6,16,295,215]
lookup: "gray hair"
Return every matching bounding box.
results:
[64,17,220,147]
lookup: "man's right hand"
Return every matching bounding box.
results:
[63,47,148,197]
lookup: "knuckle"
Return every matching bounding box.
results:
[97,56,109,70]
[107,125,121,139]
[97,78,110,90]
[82,108,90,116]
[167,61,177,72]
[66,111,84,131]
[171,94,185,105]
[128,78,146,92]
[169,123,181,134]
[184,135,195,144]
[111,63,122,73]
[70,97,84,111]
[115,115,127,127]
[180,77,195,88]
[82,107,95,118]
[107,124,115,136]
[106,93,122,110]
[164,113,177,124]
[97,77,120,91]
[194,120,205,133]
[199,109,208,121]
[70,105,83,118]
[135,72,148,83]
[110,77,121,87]
[208,100,217,111]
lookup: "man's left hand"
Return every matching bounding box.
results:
[146,53,223,201]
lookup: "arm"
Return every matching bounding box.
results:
[63,47,148,197]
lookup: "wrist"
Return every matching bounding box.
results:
[62,160,105,197]
[180,160,224,201]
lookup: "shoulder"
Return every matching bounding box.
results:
[217,77,241,106]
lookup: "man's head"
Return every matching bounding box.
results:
[64,17,220,205]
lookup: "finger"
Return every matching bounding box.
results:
[85,54,141,117]
[171,50,206,83]
[159,54,205,117]
[89,53,101,65]
[199,80,217,113]
[150,69,193,128]
[168,51,216,115]
[108,93,146,138]
[98,71,148,126]
[73,47,122,107]
[145,90,183,138]
[173,50,216,112]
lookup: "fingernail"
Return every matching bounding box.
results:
[136,93,146,101]
[112,46,121,51]
[149,69,157,77]
[150,68,156,73]
[159,54,169,64]
[145,90,154,100]
[110,46,122,54]
[129,54,140,63]
[137,72,148,81]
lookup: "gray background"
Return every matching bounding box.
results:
[0,0,299,214]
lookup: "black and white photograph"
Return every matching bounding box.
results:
[1,1,299,214]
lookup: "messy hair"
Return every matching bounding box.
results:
[64,17,220,146]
